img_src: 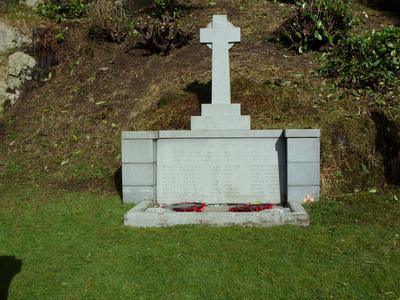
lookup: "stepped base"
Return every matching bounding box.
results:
[191,104,250,130]
[124,200,309,228]
[191,115,250,130]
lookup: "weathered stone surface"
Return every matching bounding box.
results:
[285,129,320,138]
[158,130,283,138]
[23,0,43,7]
[8,51,36,78]
[287,185,319,204]
[121,133,158,204]
[190,16,251,131]
[0,80,7,112]
[200,15,240,104]
[287,162,320,186]
[0,22,31,53]
[5,52,37,105]
[6,90,20,105]
[201,104,241,116]
[286,129,320,205]
[122,163,155,186]
[191,115,250,130]
[123,187,155,204]
[157,136,286,204]
[122,131,158,139]
[7,75,21,90]
[121,139,156,163]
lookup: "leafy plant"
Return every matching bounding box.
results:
[320,26,400,91]
[0,0,20,13]
[153,0,183,19]
[87,0,131,43]
[55,31,65,42]
[36,0,87,22]
[133,16,193,55]
[278,0,357,53]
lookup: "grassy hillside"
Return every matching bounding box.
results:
[0,0,399,196]
[0,2,399,299]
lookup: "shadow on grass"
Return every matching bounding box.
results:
[0,256,22,300]
[114,166,123,201]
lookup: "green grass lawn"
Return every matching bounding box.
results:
[0,184,399,299]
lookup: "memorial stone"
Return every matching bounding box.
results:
[121,15,320,227]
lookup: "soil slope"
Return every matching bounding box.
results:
[1,1,399,195]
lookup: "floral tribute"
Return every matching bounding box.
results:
[169,202,275,213]
[228,203,274,212]
[170,202,207,212]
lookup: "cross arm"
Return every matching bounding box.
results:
[200,27,241,44]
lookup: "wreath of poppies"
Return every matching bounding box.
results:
[170,202,274,212]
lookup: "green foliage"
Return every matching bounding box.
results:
[320,26,400,90]
[55,31,65,42]
[279,0,357,53]
[36,0,87,22]
[153,0,183,19]
[0,0,20,13]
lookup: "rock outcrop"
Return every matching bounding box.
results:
[0,20,35,113]
[6,51,37,105]
[0,59,8,113]
[23,0,43,7]
[0,21,31,53]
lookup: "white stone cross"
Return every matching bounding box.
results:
[200,15,240,104]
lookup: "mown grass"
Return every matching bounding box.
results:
[1,184,399,299]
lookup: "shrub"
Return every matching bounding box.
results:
[133,16,193,55]
[87,0,131,43]
[153,0,183,19]
[278,0,357,53]
[320,26,400,91]
[0,0,20,13]
[36,0,87,22]
[30,26,60,81]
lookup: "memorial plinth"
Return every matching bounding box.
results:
[121,15,320,227]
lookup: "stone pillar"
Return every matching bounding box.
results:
[121,131,158,203]
[285,129,320,204]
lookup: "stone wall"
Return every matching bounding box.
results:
[122,129,320,205]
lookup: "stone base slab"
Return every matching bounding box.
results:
[124,200,309,227]
[191,115,250,130]
[201,103,241,116]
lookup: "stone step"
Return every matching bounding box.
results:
[191,115,250,130]
[201,103,241,116]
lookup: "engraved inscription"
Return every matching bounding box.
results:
[157,138,283,204]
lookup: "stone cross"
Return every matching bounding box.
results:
[200,15,240,104]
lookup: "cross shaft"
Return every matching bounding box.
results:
[200,15,240,104]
